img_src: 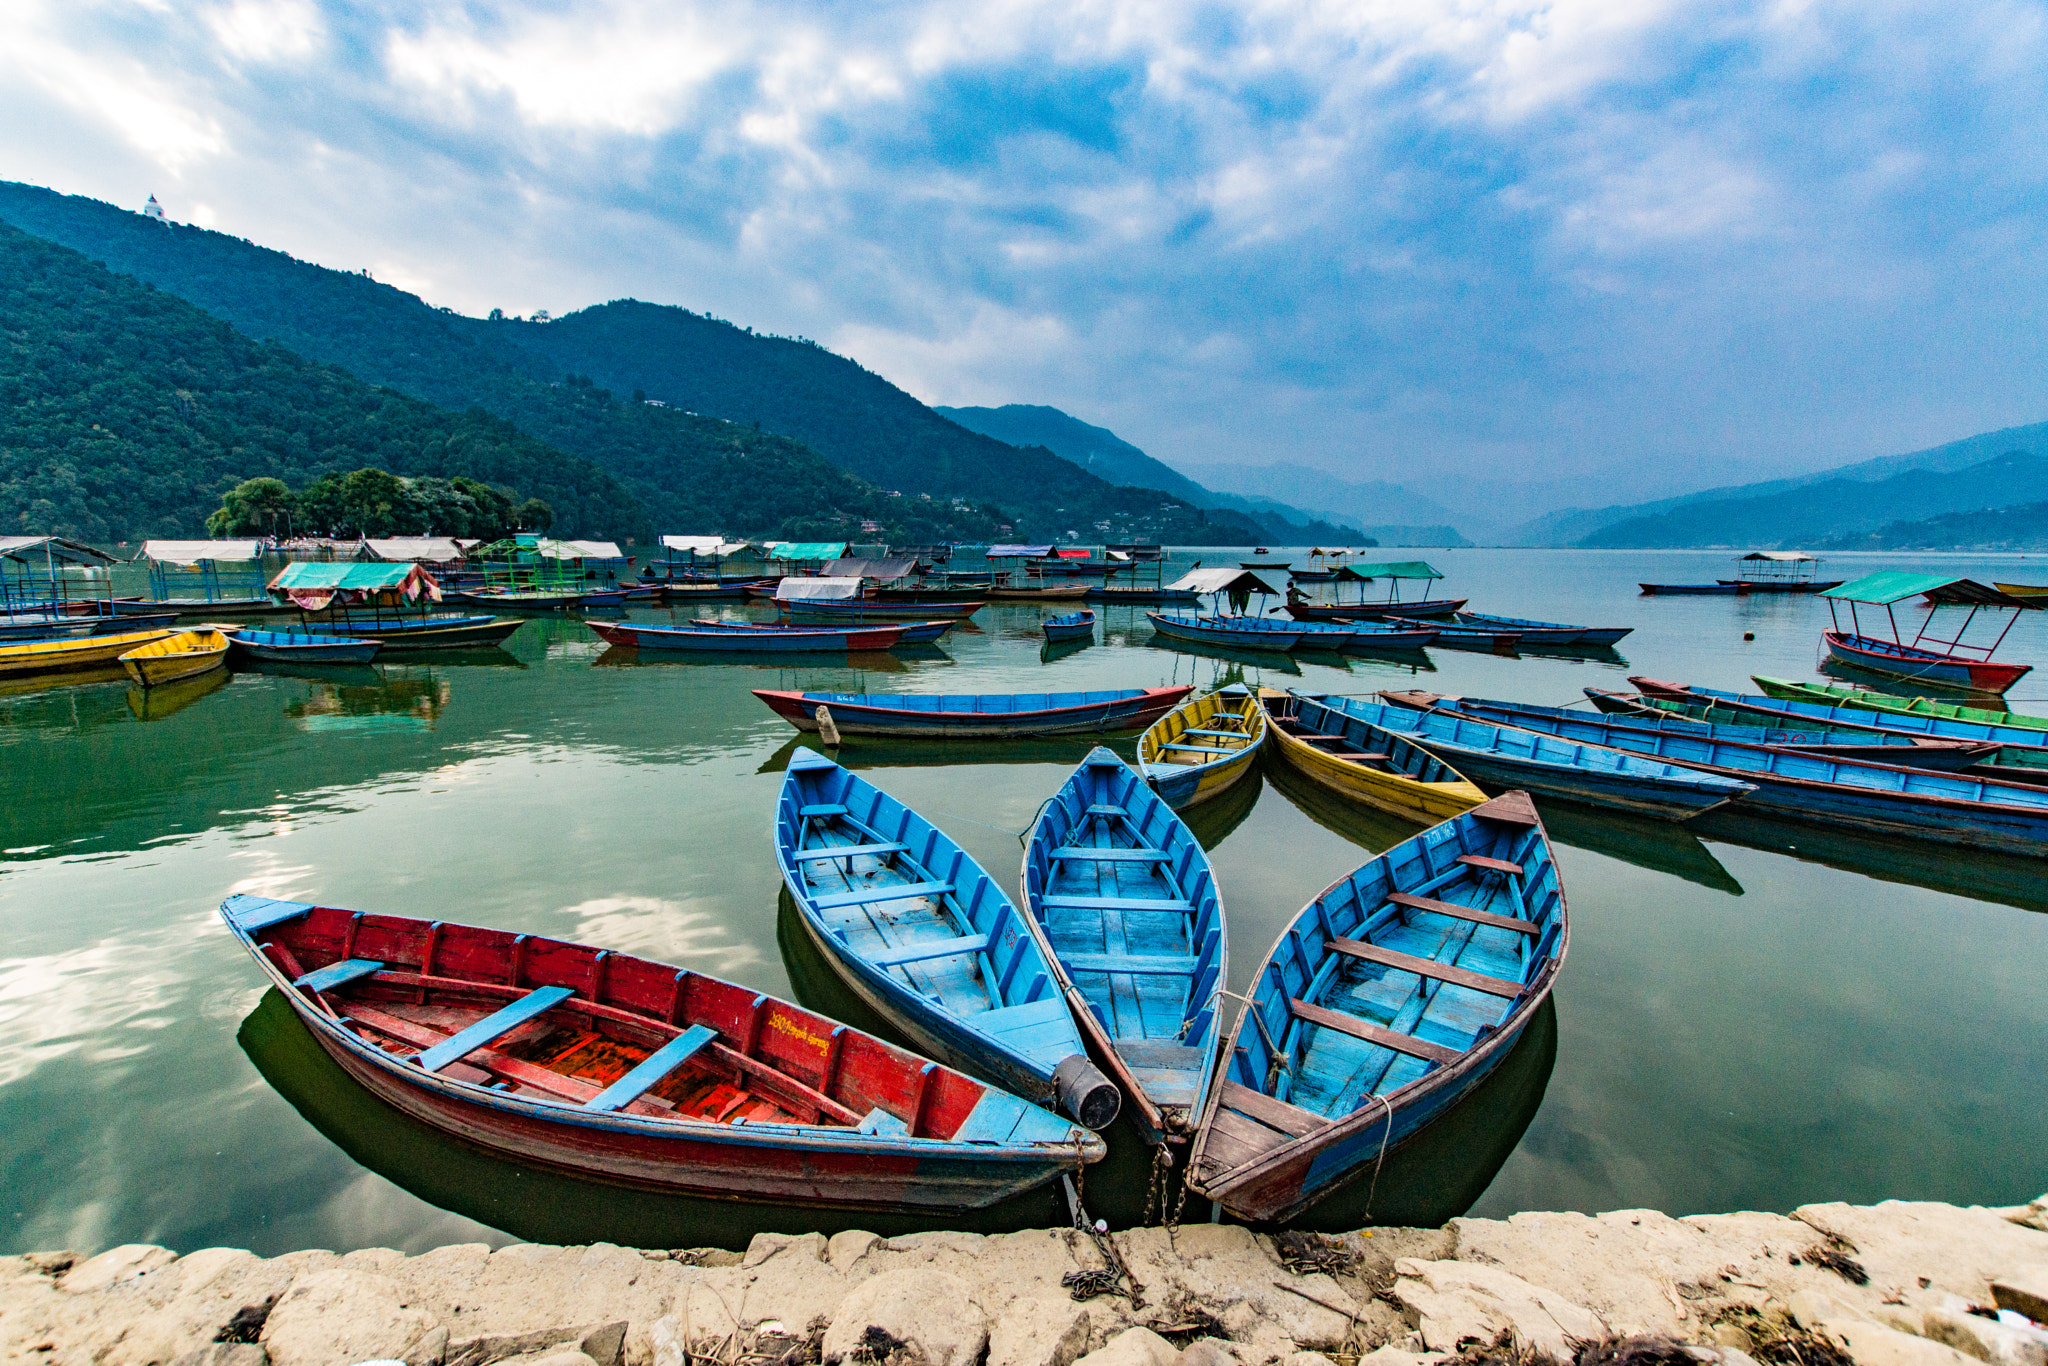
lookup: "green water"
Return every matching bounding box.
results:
[4,548,2046,1255]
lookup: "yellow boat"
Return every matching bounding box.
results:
[119,629,231,687]
[1257,686,1485,824]
[1137,683,1267,810]
[1994,582,2048,598]
[0,627,177,679]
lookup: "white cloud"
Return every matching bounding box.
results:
[207,0,323,63]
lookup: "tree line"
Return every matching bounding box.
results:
[206,468,553,539]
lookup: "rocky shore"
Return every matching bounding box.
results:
[5,1194,2046,1366]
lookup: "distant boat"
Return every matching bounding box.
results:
[590,620,906,653]
[1718,551,1842,593]
[218,894,1104,1210]
[1147,613,1308,651]
[774,749,1120,1128]
[1137,684,1267,810]
[750,686,1191,738]
[117,629,230,687]
[1040,610,1097,644]
[305,615,523,650]
[1451,613,1632,647]
[1824,629,2031,694]
[221,627,382,665]
[1993,582,2048,599]
[1021,749,1228,1144]
[1638,582,1743,596]
[1259,687,1486,824]
[1187,791,1567,1222]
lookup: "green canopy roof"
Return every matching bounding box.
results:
[1346,561,1443,580]
[271,562,421,592]
[1822,572,2036,608]
[768,541,851,561]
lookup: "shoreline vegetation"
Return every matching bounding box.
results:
[5,1194,2044,1366]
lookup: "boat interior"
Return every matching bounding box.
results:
[1142,687,1263,770]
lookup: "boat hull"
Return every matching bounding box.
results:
[1823,630,2031,694]
[1638,583,1742,596]
[1147,613,1306,651]
[1138,686,1267,811]
[310,617,523,650]
[752,686,1191,738]
[1260,690,1487,824]
[593,621,905,653]
[1287,597,1467,621]
[226,631,383,664]
[783,600,983,623]
[120,631,231,687]
[0,628,176,678]
[1716,580,1844,593]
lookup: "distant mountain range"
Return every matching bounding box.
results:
[0,181,1263,545]
[934,405,1371,543]
[1175,461,1472,546]
[1821,499,2048,551]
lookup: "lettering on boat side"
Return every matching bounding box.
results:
[770,1014,831,1051]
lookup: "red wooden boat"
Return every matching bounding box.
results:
[220,895,1104,1210]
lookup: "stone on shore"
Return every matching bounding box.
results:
[987,1292,1093,1366]
[1391,1257,1607,1358]
[1073,1326,1179,1366]
[819,1267,987,1366]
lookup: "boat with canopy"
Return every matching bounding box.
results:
[270,562,524,649]
[1818,573,2038,694]
[1283,561,1467,621]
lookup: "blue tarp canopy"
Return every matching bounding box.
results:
[768,541,850,561]
[1347,561,1443,580]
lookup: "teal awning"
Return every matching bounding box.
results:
[270,560,441,608]
[1822,572,2036,608]
[768,541,850,561]
[1346,561,1443,580]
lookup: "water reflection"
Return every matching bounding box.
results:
[125,668,233,721]
[1694,809,2048,913]
[1039,636,1095,664]
[594,646,910,674]
[1178,767,1265,852]
[1257,747,1431,854]
[284,673,453,733]
[1537,802,1744,896]
[1143,637,1303,677]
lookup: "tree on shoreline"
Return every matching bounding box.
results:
[207,468,536,539]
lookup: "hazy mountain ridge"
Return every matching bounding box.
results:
[1820,501,2048,552]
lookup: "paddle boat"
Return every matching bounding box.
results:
[117,629,230,687]
[1430,698,2048,856]
[752,686,1191,739]
[1137,684,1267,810]
[218,895,1103,1210]
[221,627,382,665]
[591,620,907,654]
[1258,688,1486,824]
[774,750,1120,1128]
[1187,791,1567,1222]
[1041,610,1097,644]
[1020,749,1228,1144]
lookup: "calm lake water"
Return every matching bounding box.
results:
[5,547,2047,1256]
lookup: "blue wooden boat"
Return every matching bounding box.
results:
[775,750,1120,1126]
[692,617,955,644]
[1021,749,1229,1144]
[753,686,1192,738]
[1452,613,1633,647]
[303,615,523,649]
[1327,692,1755,819]
[1586,686,2016,772]
[1431,698,2048,856]
[1337,621,1440,651]
[1187,790,1566,1221]
[590,619,907,653]
[1137,684,1267,810]
[1147,613,1309,651]
[1824,630,2031,694]
[1636,678,2048,769]
[1386,616,1523,650]
[223,627,383,664]
[218,895,1102,1210]
[1041,610,1097,644]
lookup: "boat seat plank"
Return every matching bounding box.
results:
[1338,752,1391,763]
[1183,727,1250,738]
[870,933,994,968]
[1050,847,1170,863]
[584,1024,719,1113]
[1061,952,1198,975]
[1290,998,1464,1065]
[1219,1079,1329,1137]
[1160,742,1232,754]
[351,1003,605,1105]
[1116,1040,1207,1068]
[416,985,574,1073]
[1208,1104,1293,1156]
[810,880,953,910]
[1385,891,1538,936]
[1325,937,1524,999]
[793,842,907,862]
[974,997,1074,1036]
[1085,804,1127,817]
[224,896,314,933]
[1457,855,1524,876]
[1300,734,1350,746]
[1042,894,1194,913]
[798,803,849,818]
[950,1089,1032,1145]
[858,1107,909,1136]
[294,959,384,993]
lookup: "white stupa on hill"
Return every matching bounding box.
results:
[142,195,165,222]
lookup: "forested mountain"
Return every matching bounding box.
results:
[934,404,1369,541]
[0,223,640,541]
[0,181,1256,543]
[1821,501,2048,551]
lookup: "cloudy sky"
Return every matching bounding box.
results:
[4,0,2046,514]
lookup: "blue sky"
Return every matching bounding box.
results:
[4,0,2045,517]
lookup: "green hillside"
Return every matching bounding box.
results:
[1576,452,2048,548]
[1821,501,2048,551]
[0,223,641,541]
[0,183,997,543]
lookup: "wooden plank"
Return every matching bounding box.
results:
[223,896,313,933]
[1289,998,1463,1066]
[1085,804,1127,817]
[1042,894,1194,913]
[869,933,993,968]
[809,880,953,910]
[793,842,907,862]
[1184,727,1250,738]
[584,1024,719,1112]
[1060,952,1198,975]
[1457,854,1524,875]
[1219,1079,1329,1138]
[1386,891,1537,936]
[1207,1104,1293,1157]
[1324,937,1525,999]
[294,959,384,993]
[798,803,849,818]
[416,985,574,1072]
[1049,847,1169,863]
[350,1003,608,1104]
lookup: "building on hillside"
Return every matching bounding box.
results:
[142,195,165,222]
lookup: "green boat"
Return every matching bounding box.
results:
[1752,676,2048,733]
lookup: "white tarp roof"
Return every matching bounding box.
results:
[1737,551,1819,562]
[536,539,626,560]
[775,576,865,602]
[138,540,260,564]
[361,537,470,562]
[1168,568,1280,597]
[661,535,750,556]
[0,536,119,566]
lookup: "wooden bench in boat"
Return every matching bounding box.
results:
[1385,891,1537,936]
[1060,952,1198,975]
[868,932,994,968]
[584,1023,719,1112]
[1183,727,1250,739]
[294,958,383,993]
[798,803,849,818]
[1085,804,1127,818]
[1218,1078,1327,1137]
[793,841,907,862]
[1160,742,1234,755]
[1049,847,1169,864]
[1457,854,1524,876]
[1335,752,1390,764]
[809,879,953,909]
[1290,997,1464,1065]
[1042,893,1194,913]
[416,985,574,1072]
[1324,938,1524,999]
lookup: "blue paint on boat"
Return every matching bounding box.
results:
[1021,748,1228,1144]
[1042,611,1096,644]
[1147,613,1313,651]
[1689,681,2048,756]
[774,750,1115,1126]
[226,628,382,664]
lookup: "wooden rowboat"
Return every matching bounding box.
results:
[1041,610,1096,643]
[218,895,1103,1209]
[304,616,523,650]
[591,620,907,653]
[1187,791,1567,1222]
[1020,749,1228,1144]
[1580,687,2011,772]
[118,629,230,687]
[1285,596,1468,622]
[1259,688,1486,824]
[1137,684,1266,810]
[1147,613,1308,651]
[1453,613,1633,647]
[775,750,1120,1128]
[0,627,175,678]
[1824,629,2031,695]
[783,599,984,623]
[1751,675,2048,733]
[692,618,956,644]
[752,687,1191,739]
[222,627,382,665]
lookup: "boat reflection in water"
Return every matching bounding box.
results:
[1526,800,1744,898]
[1143,637,1303,677]
[125,666,232,721]
[1039,635,1094,664]
[1178,765,1265,852]
[284,671,454,734]
[1258,744,1434,855]
[1693,809,2048,915]
[237,987,1071,1248]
